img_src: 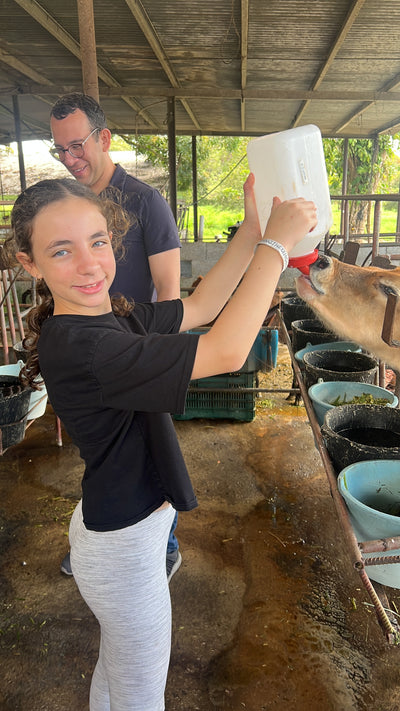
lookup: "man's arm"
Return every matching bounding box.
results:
[148,247,181,301]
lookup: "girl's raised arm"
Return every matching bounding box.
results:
[181,174,317,380]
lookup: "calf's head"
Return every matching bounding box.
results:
[296,255,400,370]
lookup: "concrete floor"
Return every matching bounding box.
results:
[1,348,400,710]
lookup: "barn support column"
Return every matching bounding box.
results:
[12,95,26,191]
[341,137,349,242]
[192,136,199,241]
[77,0,99,101]
[167,98,177,221]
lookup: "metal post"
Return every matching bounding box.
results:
[12,95,26,191]
[372,200,381,259]
[192,136,198,242]
[341,138,349,242]
[76,0,99,101]
[167,98,177,221]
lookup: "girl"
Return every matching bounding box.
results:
[10,175,316,711]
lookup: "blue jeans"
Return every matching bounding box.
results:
[167,511,179,554]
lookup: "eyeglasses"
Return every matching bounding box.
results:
[49,127,100,161]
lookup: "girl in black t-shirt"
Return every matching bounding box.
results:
[9,177,316,711]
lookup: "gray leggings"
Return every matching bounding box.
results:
[69,500,175,711]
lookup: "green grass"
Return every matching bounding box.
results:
[180,204,244,242]
[330,201,399,239]
[182,200,400,243]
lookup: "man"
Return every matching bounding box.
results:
[50,92,182,581]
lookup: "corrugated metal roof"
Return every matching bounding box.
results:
[1,0,400,143]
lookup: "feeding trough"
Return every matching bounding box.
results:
[308,380,398,427]
[338,460,400,588]
[321,404,400,473]
[303,349,378,390]
[0,375,32,450]
[295,340,361,371]
[281,293,314,331]
[291,318,339,355]
[0,361,47,420]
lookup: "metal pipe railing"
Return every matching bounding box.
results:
[280,310,400,644]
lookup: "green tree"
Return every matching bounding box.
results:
[323,136,400,234]
[118,134,249,209]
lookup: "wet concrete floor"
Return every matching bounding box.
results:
[1,347,400,710]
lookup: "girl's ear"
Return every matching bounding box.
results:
[15,252,42,279]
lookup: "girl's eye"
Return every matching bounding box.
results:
[93,240,107,248]
[53,249,68,257]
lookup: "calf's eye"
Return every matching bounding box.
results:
[380,283,399,298]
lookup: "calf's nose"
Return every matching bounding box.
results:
[312,255,332,271]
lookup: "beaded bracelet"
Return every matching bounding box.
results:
[254,238,289,271]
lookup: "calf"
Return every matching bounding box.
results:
[296,255,400,371]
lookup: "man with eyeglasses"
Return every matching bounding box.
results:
[49,92,182,582]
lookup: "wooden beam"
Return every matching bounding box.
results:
[334,102,371,134]
[13,84,400,103]
[240,0,249,132]
[0,47,52,85]
[292,0,366,127]
[123,0,200,130]
[13,0,160,130]
[76,0,99,101]
[335,68,400,134]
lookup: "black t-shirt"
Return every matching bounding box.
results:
[38,300,199,531]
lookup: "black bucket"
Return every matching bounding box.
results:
[281,293,314,331]
[291,318,339,354]
[13,340,29,363]
[0,418,29,450]
[321,404,400,473]
[303,350,378,390]
[0,376,31,449]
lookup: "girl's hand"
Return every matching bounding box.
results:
[264,197,318,253]
[241,173,263,242]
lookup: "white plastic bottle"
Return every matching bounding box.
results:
[246,125,332,273]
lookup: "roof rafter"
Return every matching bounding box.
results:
[123,0,201,130]
[11,84,400,103]
[292,0,366,127]
[13,0,160,130]
[334,69,400,133]
[0,46,52,85]
[240,0,249,132]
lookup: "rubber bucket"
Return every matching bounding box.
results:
[303,350,378,390]
[309,380,398,427]
[295,340,361,370]
[338,460,400,587]
[321,404,400,473]
[0,375,31,449]
[281,293,314,331]
[291,318,338,354]
[13,340,29,363]
[0,362,48,420]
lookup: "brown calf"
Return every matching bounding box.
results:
[296,255,400,370]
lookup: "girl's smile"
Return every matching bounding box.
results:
[16,196,116,316]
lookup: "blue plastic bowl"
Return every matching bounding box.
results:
[295,340,361,366]
[308,380,398,427]
[338,460,400,587]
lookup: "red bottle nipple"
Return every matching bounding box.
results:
[288,248,319,275]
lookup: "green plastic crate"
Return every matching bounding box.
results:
[174,371,257,422]
[184,328,278,373]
